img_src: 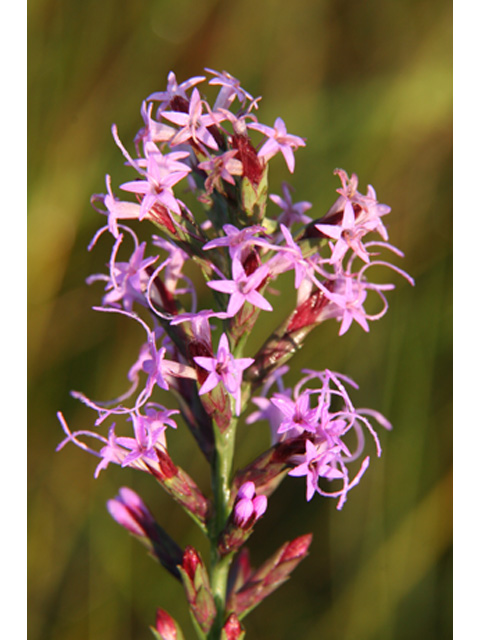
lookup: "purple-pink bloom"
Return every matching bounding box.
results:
[268,224,316,290]
[248,117,305,173]
[316,199,371,264]
[271,391,320,437]
[323,169,391,243]
[324,274,371,336]
[193,333,254,415]
[288,439,345,502]
[147,71,206,111]
[161,88,219,150]
[269,182,312,227]
[207,259,272,317]
[116,405,178,467]
[94,239,158,312]
[202,223,271,262]
[206,68,255,110]
[100,175,143,238]
[135,101,177,151]
[120,145,190,219]
[198,150,243,193]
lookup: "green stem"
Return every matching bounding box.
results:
[208,416,237,639]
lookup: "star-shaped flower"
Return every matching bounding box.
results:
[193,333,254,415]
[146,71,206,111]
[270,182,312,227]
[288,440,344,502]
[248,117,305,173]
[207,259,272,316]
[161,88,219,150]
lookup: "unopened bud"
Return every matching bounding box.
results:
[154,608,178,640]
[221,613,245,640]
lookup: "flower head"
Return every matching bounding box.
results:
[207,259,272,317]
[161,88,219,150]
[193,333,254,415]
[248,117,305,173]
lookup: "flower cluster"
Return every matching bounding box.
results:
[58,69,413,639]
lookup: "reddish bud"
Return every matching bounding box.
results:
[156,448,178,479]
[231,134,264,186]
[178,547,216,633]
[221,613,245,640]
[149,203,177,235]
[280,534,313,562]
[155,609,177,640]
[182,546,201,581]
[286,288,330,333]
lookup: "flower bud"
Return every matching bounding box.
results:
[218,484,268,555]
[233,498,254,528]
[221,613,245,640]
[227,534,313,618]
[107,487,183,579]
[155,609,180,640]
[178,546,216,634]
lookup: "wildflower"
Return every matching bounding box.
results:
[202,223,271,262]
[288,439,345,501]
[119,145,190,219]
[271,391,320,437]
[248,117,306,173]
[269,182,312,227]
[316,199,372,264]
[58,69,413,637]
[115,405,179,468]
[198,150,243,193]
[207,259,272,317]
[193,333,254,415]
[206,67,254,110]
[161,88,219,150]
[147,70,206,112]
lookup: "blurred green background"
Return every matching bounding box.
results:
[28,0,452,639]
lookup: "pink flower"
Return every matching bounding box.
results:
[325,274,371,335]
[92,238,158,312]
[101,174,142,238]
[316,199,372,264]
[198,150,243,193]
[207,259,272,316]
[193,333,254,415]
[288,439,345,502]
[248,117,305,173]
[270,182,312,227]
[147,71,206,111]
[116,405,178,467]
[271,391,320,437]
[202,223,271,261]
[161,88,219,150]
[205,68,254,110]
[120,145,191,219]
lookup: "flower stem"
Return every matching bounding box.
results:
[208,416,237,639]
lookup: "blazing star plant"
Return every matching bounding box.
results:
[57,69,414,640]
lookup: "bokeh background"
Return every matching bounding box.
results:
[28,1,452,639]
